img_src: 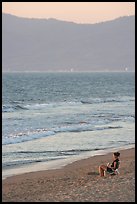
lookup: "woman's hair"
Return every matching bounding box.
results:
[114,152,120,157]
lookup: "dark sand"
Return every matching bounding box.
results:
[2,148,135,202]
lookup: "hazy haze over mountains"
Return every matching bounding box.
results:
[2,13,135,72]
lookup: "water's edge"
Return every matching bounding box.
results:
[2,144,135,180]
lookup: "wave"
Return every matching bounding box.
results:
[2,101,81,112]
[2,157,64,168]
[81,96,135,105]
[2,147,109,168]
[3,130,55,145]
[2,105,14,112]
[2,104,28,112]
[15,147,110,156]
[2,96,134,113]
[2,123,123,145]
[15,105,28,110]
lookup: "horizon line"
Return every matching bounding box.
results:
[2,12,135,25]
[2,70,135,73]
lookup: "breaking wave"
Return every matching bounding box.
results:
[2,96,134,113]
[2,123,123,145]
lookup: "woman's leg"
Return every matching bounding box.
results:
[99,165,107,176]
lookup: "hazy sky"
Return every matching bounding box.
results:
[2,2,135,24]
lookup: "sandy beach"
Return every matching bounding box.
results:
[2,147,135,202]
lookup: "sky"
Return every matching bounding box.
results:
[2,2,135,24]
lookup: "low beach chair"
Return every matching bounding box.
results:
[104,161,121,176]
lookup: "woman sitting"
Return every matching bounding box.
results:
[99,152,120,177]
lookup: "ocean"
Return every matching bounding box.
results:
[2,72,135,179]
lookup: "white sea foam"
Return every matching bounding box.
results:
[3,96,134,112]
[2,122,124,145]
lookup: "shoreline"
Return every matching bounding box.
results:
[2,147,135,202]
[2,144,134,180]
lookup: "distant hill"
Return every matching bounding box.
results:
[2,13,135,72]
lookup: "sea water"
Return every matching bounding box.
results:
[2,72,135,178]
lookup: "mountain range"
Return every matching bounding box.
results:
[2,13,135,72]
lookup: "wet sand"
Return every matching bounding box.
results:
[2,147,135,202]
